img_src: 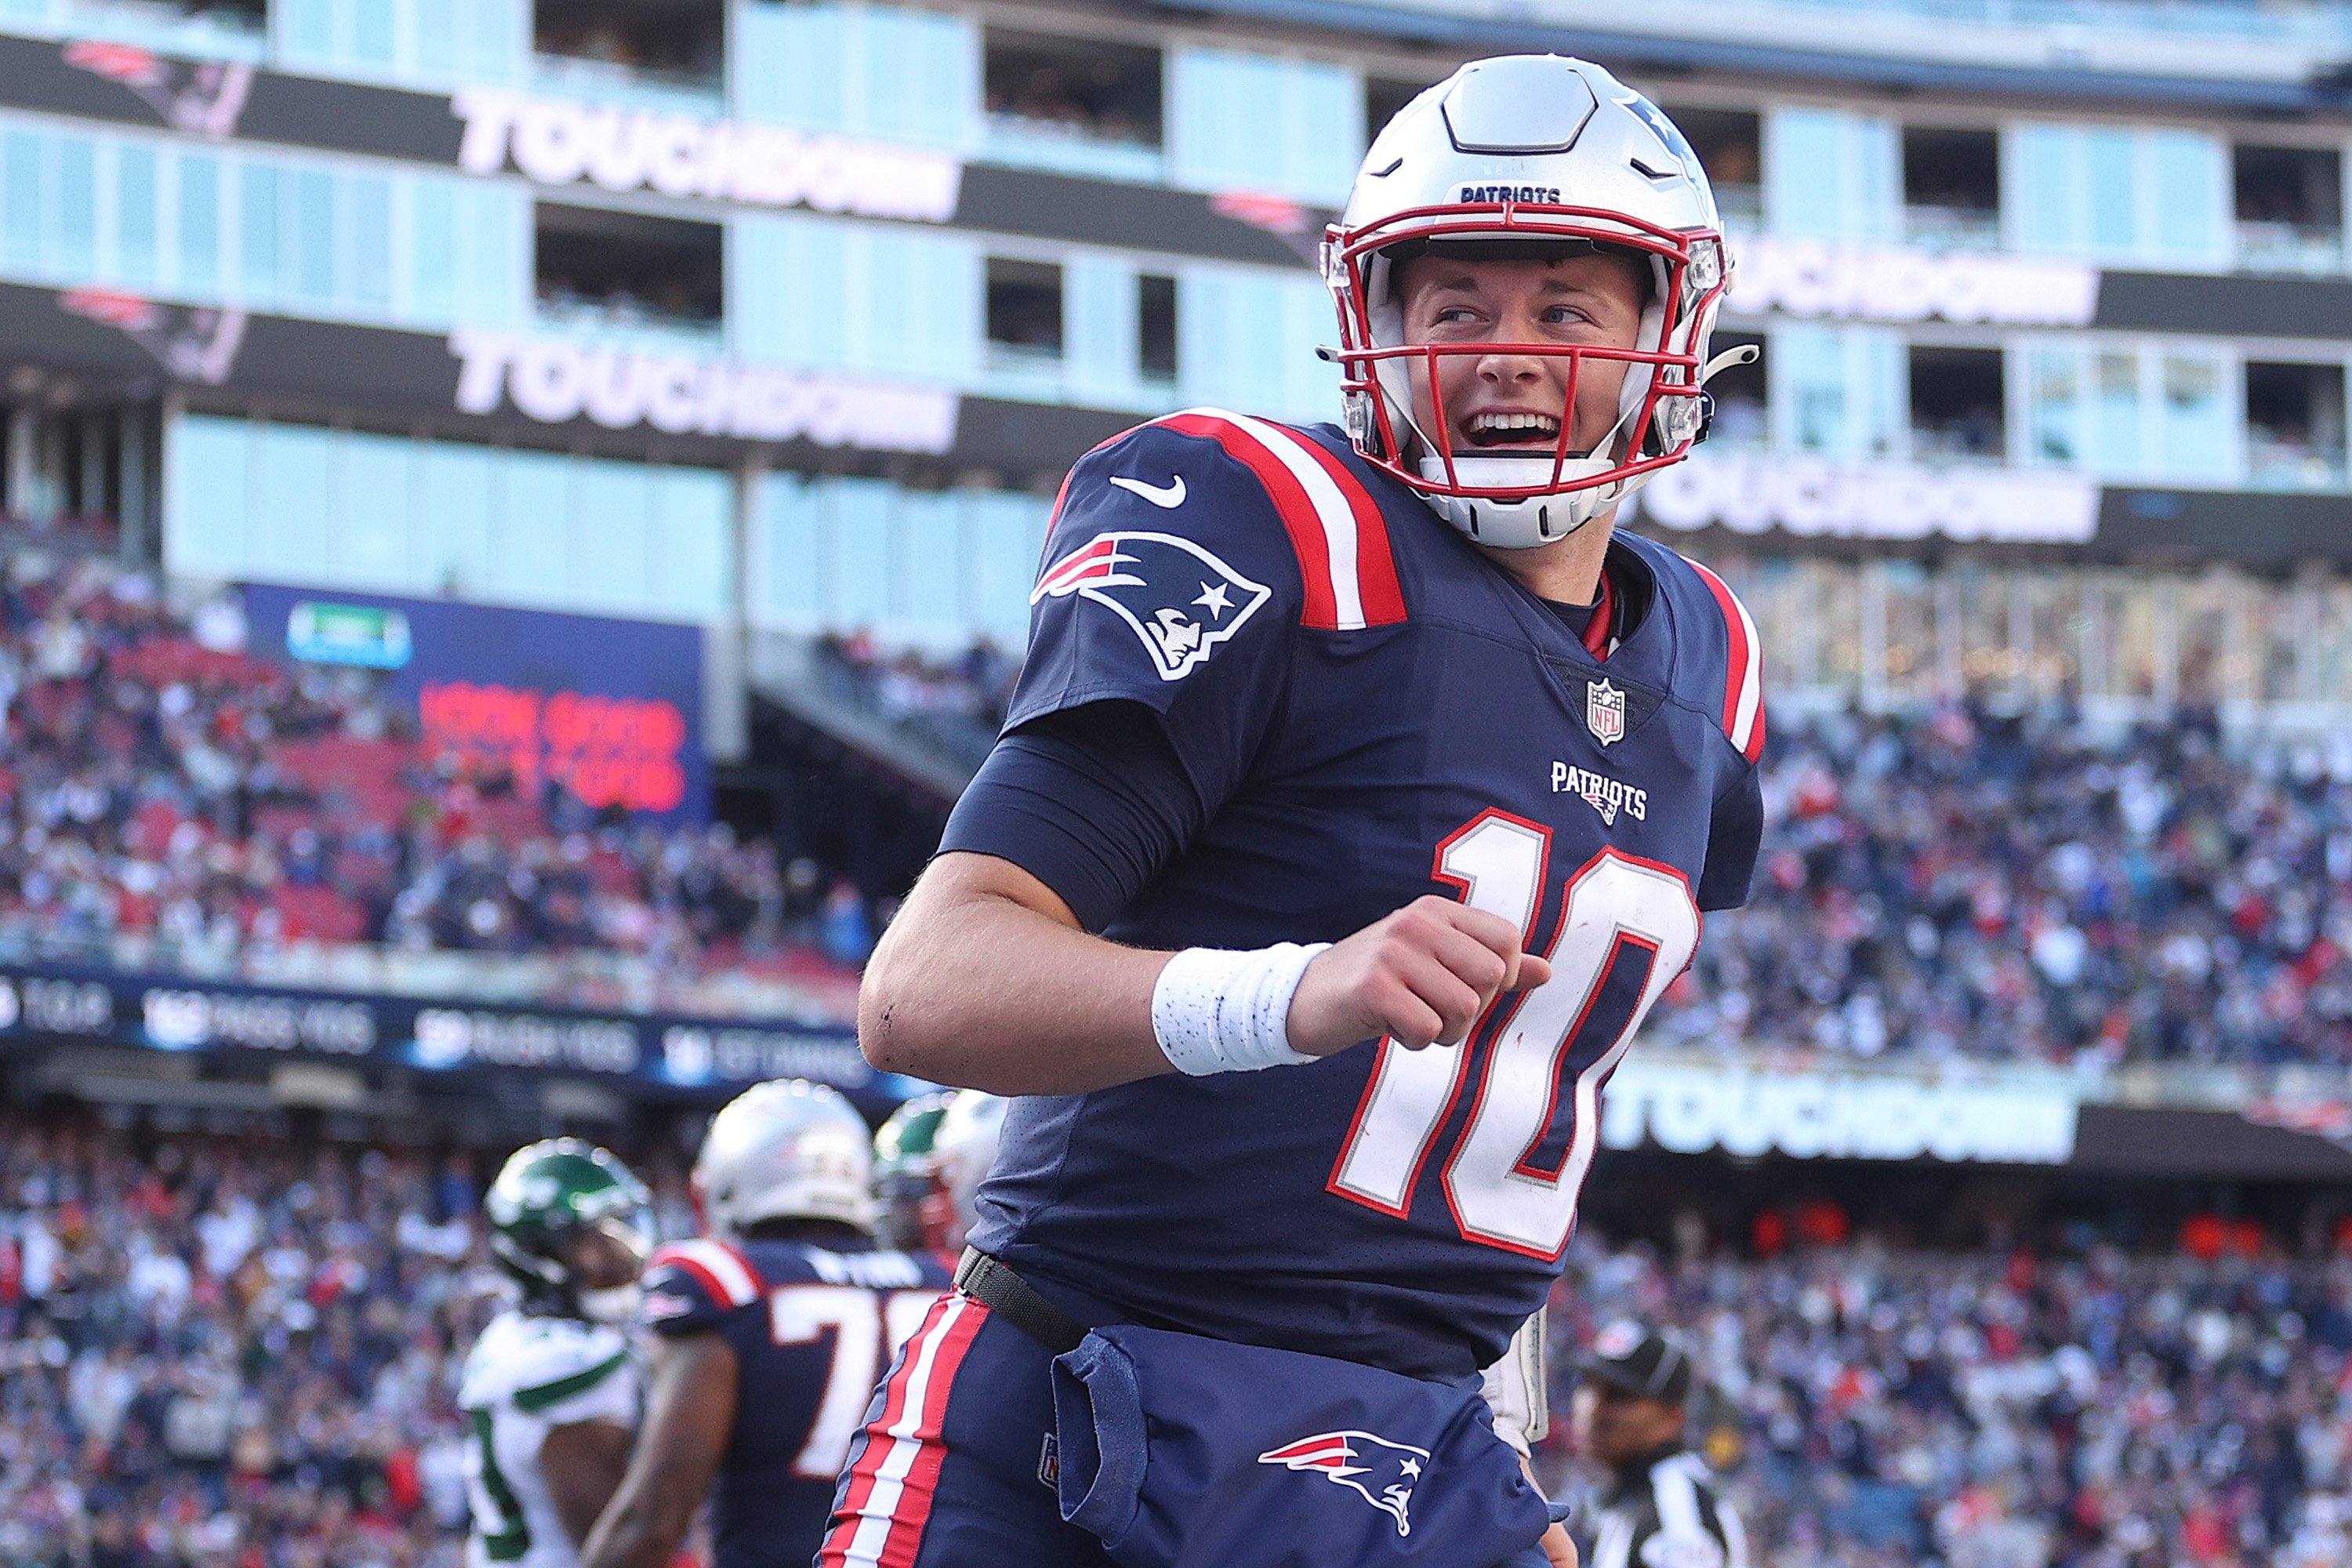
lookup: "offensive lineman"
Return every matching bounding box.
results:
[459,1140,651,1568]
[837,55,1765,1568]
[577,1081,952,1568]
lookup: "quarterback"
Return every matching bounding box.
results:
[834,55,1765,1568]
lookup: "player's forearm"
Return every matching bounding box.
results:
[860,855,1173,1094]
[577,1488,692,1568]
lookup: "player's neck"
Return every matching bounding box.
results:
[1473,508,1617,606]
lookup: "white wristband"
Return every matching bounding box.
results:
[1151,942,1331,1076]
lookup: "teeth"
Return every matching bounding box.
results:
[1468,412,1559,435]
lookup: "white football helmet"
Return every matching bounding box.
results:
[1326,54,1743,548]
[929,1091,1007,1254]
[693,1079,876,1239]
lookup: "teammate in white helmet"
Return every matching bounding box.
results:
[459,1140,650,1568]
[837,55,1767,1568]
[579,1082,951,1568]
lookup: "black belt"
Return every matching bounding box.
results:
[955,1248,1087,1356]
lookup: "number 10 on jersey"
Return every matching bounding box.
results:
[1328,811,1701,1259]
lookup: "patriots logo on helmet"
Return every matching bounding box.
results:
[1257,1429,1431,1537]
[1031,530,1272,682]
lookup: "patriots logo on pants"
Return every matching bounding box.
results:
[1257,1429,1431,1537]
[1031,530,1272,681]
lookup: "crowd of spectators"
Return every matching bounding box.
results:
[1547,1222,2352,1568]
[4,1109,2346,1568]
[1648,703,2352,1071]
[15,543,2352,1069]
[810,630,1018,771]
[0,552,869,1011]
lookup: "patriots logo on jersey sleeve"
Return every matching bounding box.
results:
[1258,1429,1430,1537]
[1031,531,1272,681]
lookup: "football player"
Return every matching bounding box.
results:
[872,1091,1006,1264]
[837,53,1763,1568]
[459,1139,650,1568]
[871,1091,956,1254]
[578,1081,952,1568]
[926,1091,1005,1256]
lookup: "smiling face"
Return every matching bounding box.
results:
[1391,245,1652,466]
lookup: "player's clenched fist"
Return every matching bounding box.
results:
[1286,895,1552,1055]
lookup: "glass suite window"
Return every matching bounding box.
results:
[1909,346,2005,461]
[1138,273,1178,381]
[984,28,1163,149]
[535,203,724,334]
[535,0,725,96]
[2234,144,2345,276]
[986,258,1065,361]
[1903,127,2000,252]
[1670,107,1762,230]
[2245,361,2348,489]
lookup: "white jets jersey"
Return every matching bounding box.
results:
[457,1308,641,1568]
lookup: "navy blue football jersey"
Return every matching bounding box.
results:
[640,1236,952,1568]
[955,409,1766,1385]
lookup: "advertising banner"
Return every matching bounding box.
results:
[239,583,710,823]
[0,962,903,1107]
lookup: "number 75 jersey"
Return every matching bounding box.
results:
[962,411,1768,1384]
[640,1238,952,1568]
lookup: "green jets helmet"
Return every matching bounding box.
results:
[873,1092,956,1250]
[485,1138,652,1323]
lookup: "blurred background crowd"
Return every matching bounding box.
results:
[0,554,876,1012]
[1548,1227,2352,1568]
[5,1111,2347,1568]
[11,544,2352,1070]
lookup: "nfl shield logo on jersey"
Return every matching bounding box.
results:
[1587,678,1627,746]
[1032,530,1272,681]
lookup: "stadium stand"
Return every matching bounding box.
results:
[1650,704,2352,1069]
[0,551,866,1021]
[15,539,2349,1069]
[1548,1228,2352,1568]
[5,1111,2347,1568]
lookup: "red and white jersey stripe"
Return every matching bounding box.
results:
[1156,408,1407,633]
[818,1293,988,1568]
[1684,558,1766,763]
[649,1239,765,1309]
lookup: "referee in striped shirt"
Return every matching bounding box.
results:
[1570,1324,1748,1568]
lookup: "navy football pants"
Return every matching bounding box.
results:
[818,1290,1113,1568]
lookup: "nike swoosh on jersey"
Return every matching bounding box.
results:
[1109,474,1187,509]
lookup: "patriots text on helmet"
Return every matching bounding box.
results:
[1454,184,1566,205]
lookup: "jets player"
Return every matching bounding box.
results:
[926,1090,1005,1256]
[873,1090,1008,1263]
[838,54,1763,1568]
[577,1080,952,1568]
[459,1140,650,1568]
[871,1091,956,1254]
